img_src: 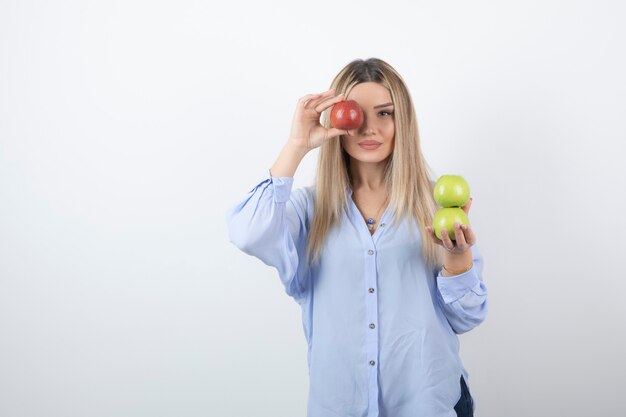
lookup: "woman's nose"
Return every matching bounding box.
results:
[358,113,375,135]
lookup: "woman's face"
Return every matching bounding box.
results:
[341,82,395,164]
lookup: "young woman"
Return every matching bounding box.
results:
[227,58,488,417]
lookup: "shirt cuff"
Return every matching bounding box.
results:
[437,267,481,304]
[266,169,294,203]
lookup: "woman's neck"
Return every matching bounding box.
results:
[349,160,388,192]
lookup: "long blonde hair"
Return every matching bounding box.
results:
[307,58,441,268]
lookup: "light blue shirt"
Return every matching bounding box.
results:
[226,173,488,417]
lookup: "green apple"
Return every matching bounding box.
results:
[432,207,470,240]
[433,175,470,208]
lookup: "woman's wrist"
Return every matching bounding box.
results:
[441,250,473,277]
[442,263,473,276]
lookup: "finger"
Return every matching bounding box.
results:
[314,93,344,113]
[453,222,469,249]
[306,89,336,109]
[461,224,477,246]
[462,197,473,214]
[440,228,456,251]
[426,226,445,247]
[425,226,440,241]
[298,93,323,109]
[324,128,348,141]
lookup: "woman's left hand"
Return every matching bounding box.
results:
[425,198,476,254]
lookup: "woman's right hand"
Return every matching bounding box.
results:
[288,89,348,151]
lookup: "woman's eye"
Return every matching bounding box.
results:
[379,110,393,117]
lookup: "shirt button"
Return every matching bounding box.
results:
[368,288,375,293]
[369,360,376,366]
[380,223,386,227]
[369,323,375,329]
[368,250,374,255]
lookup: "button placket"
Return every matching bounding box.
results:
[364,240,380,407]
[348,193,382,416]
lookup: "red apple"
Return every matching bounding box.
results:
[330,100,364,130]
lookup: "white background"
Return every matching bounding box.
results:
[1,1,625,416]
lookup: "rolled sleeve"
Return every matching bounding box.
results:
[435,246,488,334]
[271,175,295,203]
[227,171,310,302]
[437,268,483,304]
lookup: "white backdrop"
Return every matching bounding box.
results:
[1,1,625,416]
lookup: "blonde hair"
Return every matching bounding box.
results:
[307,58,441,268]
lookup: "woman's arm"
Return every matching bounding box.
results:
[271,89,346,177]
[226,89,346,300]
[426,198,488,333]
[435,245,488,334]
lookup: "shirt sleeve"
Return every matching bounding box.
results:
[436,245,489,334]
[226,172,311,302]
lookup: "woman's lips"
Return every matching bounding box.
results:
[358,140,382,150]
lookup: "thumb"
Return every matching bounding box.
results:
[462,197,473,214]
[325,128,347,141]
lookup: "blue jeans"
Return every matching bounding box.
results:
[454,376,475,417]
